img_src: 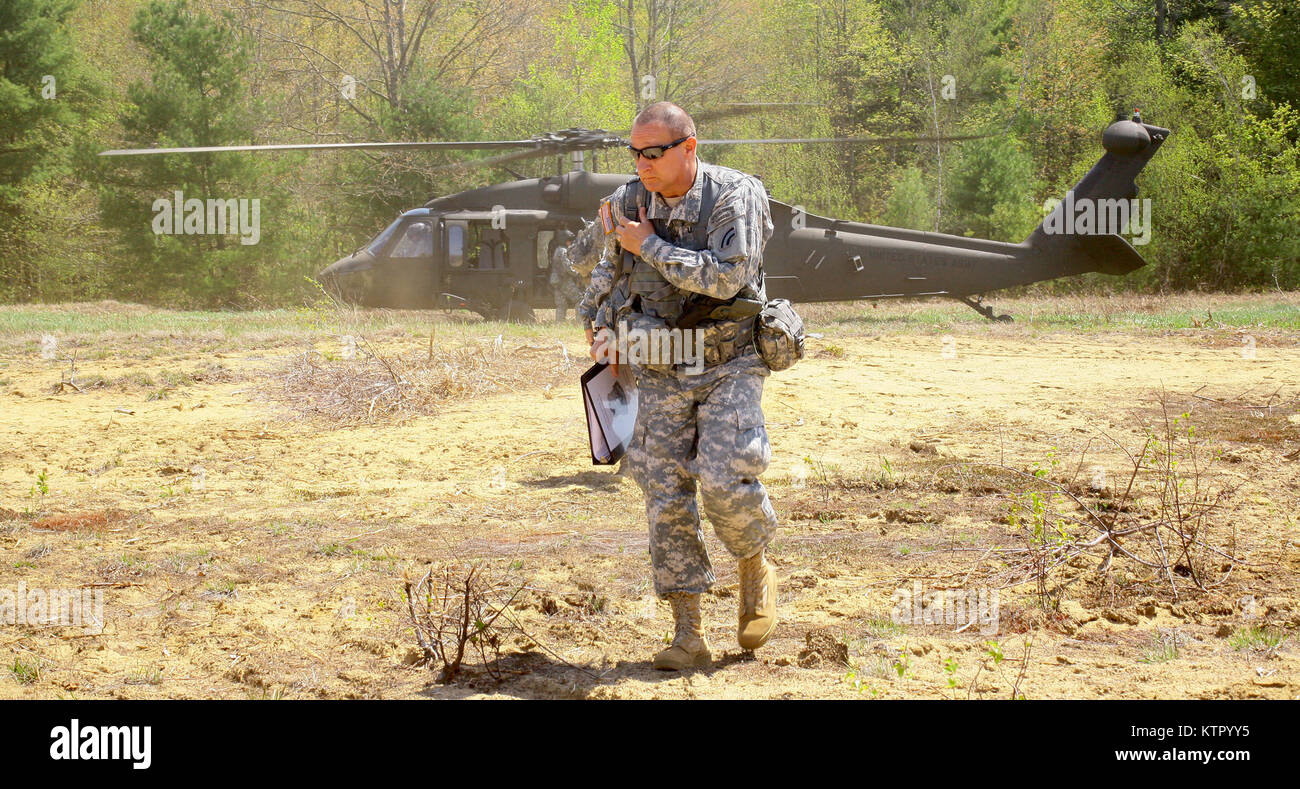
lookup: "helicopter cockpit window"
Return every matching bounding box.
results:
[390,221,432,258]
[366,217,404,256]
[446,221,466,267]
[537,230,554,269]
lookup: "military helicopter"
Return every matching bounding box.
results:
[101,110,1168,322]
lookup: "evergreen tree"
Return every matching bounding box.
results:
[98,0,284,307]
[945,134,1040,241]
[0,0,104,301]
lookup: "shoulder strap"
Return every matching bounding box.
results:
[610,178,645,284]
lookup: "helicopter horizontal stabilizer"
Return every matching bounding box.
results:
[1066,232,1147,276]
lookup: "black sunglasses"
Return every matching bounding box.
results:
[627,135,693,161]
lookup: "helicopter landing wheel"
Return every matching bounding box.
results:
[956,294,1013,323]
[500,298,536,323]
[468,304,498,321]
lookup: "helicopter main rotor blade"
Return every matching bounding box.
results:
[427,128,629,172]
[98,140,540,157]
[428,147,565,173]
[98,122,991,167]
[698,133,994,146]
[429,130,995,174]
[612,102,825,136]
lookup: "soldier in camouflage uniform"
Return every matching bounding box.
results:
[572,102,780,670]
[572,219,613,336]
[549,229,585,322]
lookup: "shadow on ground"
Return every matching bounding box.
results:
[413,648,761,699]
[521,469,626,492]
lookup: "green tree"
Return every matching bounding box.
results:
[489,1,631,145]
[1135,20,1300,290]
[345,70,480,213]
[945,134,1040,241]
[252,0,515,243]
[98,0,292,307]
[880,166,935,230]
[0,0,82,201]
[0,0,106,302]
[1229,0,1300,112]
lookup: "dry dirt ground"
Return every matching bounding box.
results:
[2,296,1299,699]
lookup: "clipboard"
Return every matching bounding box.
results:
[580,363,638,465]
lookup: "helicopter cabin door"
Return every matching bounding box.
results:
[371,215,437,308]
[440,210,550,319]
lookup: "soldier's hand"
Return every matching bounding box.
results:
[614,206,654,256]
[589,326,619,378]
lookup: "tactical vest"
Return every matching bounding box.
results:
[611,169,766,366]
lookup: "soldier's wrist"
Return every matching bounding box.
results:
[641,235,669,263]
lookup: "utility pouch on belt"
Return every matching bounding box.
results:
[753,298,805,372]
[680,286,765,367]
[676,294,763,329]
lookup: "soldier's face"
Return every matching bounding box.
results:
[629,121,696,196]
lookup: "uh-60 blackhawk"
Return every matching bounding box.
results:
[101,110,1169,322]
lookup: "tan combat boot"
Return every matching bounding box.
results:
[652,592,712,670]
[737,549,777,650]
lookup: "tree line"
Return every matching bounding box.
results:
[1,0,1297,307]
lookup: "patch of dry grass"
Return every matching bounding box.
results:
[798,291,1300,334]
[263,335,583,424]
[1140,387,1300,448]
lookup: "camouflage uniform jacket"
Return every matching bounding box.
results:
[549,246,585,304]
[572,161,773,335]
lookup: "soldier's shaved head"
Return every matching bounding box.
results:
[629,102,699,197]
[633,102,696,139]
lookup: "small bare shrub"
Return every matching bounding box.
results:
[968,392,1247,608]
[403,562,526,683]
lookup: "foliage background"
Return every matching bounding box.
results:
[1,0,1296,306]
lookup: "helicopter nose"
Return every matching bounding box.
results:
[319,252,375,302]
[321,252,368,277]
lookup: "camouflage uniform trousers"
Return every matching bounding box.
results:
[626,348,779,596]
[550,248,586,321]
